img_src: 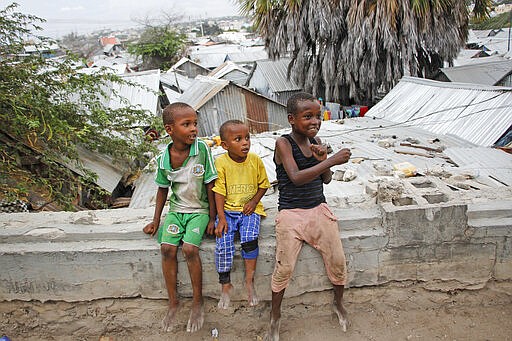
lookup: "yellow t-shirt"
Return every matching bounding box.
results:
[213,152,270,216]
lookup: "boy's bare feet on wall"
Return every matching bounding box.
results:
[186,303,204,332]
[218,283,233,309]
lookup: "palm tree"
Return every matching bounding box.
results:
[238,0,492,104]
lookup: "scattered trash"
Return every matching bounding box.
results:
[0,336,11,341]
[342,169,357,182]
[351,157,365,164]
[333,170,345,181]
[332,169,357,182]
[377,139,395,148]
[393,162,417,178]
[211,327,219,340]
[99,336,115,341]
[404,137,420,144]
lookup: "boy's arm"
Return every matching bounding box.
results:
[214,192,228,238]
[242,187,268,215]
[143,186,168,237]
[275,136,351,186]
[206,181,217,235]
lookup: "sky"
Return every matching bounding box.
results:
[1,0,241,37]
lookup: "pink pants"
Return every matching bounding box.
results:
[271,203,347,292]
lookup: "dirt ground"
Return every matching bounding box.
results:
[1,281,511,341]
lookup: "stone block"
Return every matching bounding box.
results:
[383,204,468,247]
[378,242,496,286]
[346,250,380,286]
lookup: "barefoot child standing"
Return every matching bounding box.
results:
[143,102,217,333]
[212,120,270,309]
[266,92,351,340]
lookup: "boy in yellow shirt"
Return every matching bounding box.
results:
[212,119,270,309]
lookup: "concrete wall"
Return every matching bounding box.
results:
[1,191,511,303]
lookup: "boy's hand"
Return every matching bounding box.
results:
[330,148,352,165]
[242,200,257,216]
[311,144,328,161]
[215,218,228,238]
[143,221,159,237]
[206,218,216,235]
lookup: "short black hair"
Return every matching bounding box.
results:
[219,119,245,140]
[162,102,194,125]
[287,92,317,115]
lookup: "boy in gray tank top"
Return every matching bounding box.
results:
[266,92,352,341]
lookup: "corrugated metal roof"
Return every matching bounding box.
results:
[178,75,229,109]
[99,36,120,46]
[226,48,268,64]
[189,44,242,54]
[103,44,114,54]
[209,61,249,79]
[253,58,302,93]
[77,63,127,75]
[444,147,512,186]
[471,29,511,55]
[453,55,508,67]
[163,87,181,104]
[69,146,125,193]
[189,53,227,69]
[367,76,512,147]
[160,71,193,92]
[108,69,161,116]
[439,60,512,85]
[169,57,209,73]
[208,61,250,85]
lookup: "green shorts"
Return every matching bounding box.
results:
[158,212,209,247]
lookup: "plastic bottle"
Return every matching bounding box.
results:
[211,328,219,340]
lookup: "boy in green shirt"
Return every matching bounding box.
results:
[143,102,217,333]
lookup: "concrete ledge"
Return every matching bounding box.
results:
[1,199,511,302]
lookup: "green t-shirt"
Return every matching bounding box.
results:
[155,138,217,215]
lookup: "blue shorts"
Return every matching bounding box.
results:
[215,211,260,273]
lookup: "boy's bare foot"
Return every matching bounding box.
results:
[264,318,280,341]
[333,302,348,332]
[218,283,233,309]
[161,304,179,332]
[246,281,259,306]
[186,303,204,333]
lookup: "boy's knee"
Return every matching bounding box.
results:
[181,243,199,259]
[161,244,177,259]
[241,239,259,259]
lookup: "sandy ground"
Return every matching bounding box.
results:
[1,281,511,341]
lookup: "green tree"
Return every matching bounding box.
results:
[128,11,186,70]
[128,27,186,70]
[0,3,158,209]
[238,0,493,104]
